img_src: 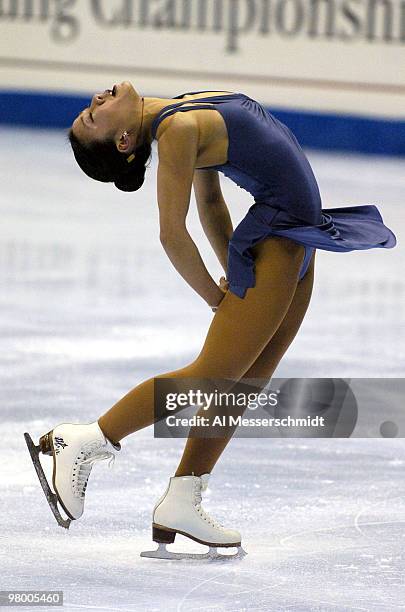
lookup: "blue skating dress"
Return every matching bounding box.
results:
[151,91,396,298]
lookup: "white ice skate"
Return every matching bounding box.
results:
[24,421,120,529]
[141,474,247,560]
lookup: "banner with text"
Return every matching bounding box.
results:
[0,0,404,117]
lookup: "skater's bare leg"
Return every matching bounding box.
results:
[98,237,305,444]
[175,252,315,476]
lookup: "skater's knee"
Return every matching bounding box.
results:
[184,356,244,383]
[152,357,244,386]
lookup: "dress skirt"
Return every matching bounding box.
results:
[227,203,397,298]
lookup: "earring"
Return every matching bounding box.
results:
[122,131,135,162]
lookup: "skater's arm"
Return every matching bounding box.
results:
[157,115,224,308]
[193,169,233,274]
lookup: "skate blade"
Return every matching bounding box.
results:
[24,432,72,530]
[140,542,247,560]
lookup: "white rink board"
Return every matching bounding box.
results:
[0,0,405,117]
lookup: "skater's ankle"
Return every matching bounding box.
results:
[97,419,120,448]
[174,470,211,478]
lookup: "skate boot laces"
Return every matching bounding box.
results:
[73,441,115,499]
[193,478,225,531]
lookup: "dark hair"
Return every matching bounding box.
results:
[68,129,152,192]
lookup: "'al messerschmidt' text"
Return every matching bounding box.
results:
[166,415,325,428]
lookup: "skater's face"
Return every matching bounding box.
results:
[71,81,139,149]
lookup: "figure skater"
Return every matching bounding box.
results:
[25,82,396,559]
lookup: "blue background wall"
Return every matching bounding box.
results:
[2,90,404,156]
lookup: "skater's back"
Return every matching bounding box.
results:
[151,91,322,225]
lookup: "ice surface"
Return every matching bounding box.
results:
[1,127,404,611]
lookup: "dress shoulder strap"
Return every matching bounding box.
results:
[151,92,242,140]
[173,90,234,98]
[151,102,217,139]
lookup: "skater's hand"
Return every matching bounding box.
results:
[211,277,229,312]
